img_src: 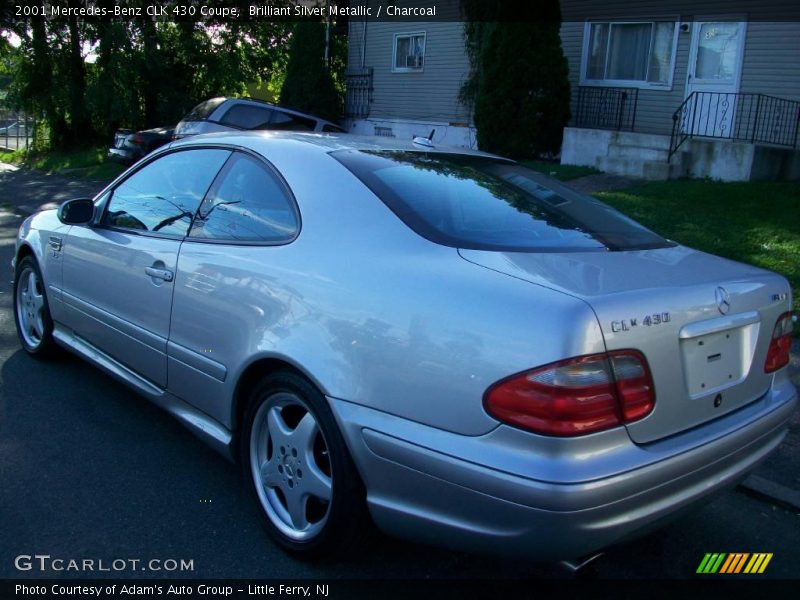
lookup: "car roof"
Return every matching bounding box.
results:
[169,130,505,161]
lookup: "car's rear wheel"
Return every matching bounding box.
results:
[242,371,366,558]
[14,255,58,358]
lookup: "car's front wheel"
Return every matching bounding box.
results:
[242,371,366,558]
[14,255,58,358]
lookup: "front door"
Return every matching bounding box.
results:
[684,21,747,138]
[60,148,231,387]
[61,226,184,388]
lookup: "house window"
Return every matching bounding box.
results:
[393,32,425,72]
[582,21,678,88]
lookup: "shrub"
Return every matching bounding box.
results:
[462,2,571,158]
[279,21,341,123]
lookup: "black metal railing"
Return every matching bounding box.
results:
[669,92,800,160]
[575,86,638,132]
[344,68,373,119]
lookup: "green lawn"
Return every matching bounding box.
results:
[521,160,601,181]
[598,180,800,315]
[1,146,126,180]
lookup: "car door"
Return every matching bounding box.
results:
[60,148,231,387]
[167,151,300,426]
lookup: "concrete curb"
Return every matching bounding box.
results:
[739,475,800,512]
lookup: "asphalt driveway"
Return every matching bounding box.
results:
[0,162,107,214]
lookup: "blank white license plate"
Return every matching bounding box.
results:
[680,326,750,398]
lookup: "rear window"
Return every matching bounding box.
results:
[219,104,273,129]
[268,110,316,131]
[183,98,226,121]
[332,150,671,252]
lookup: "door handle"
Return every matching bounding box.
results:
[145,266,174,282]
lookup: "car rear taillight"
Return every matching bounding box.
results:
[764,312,793,373]
[131,134,145,146]
[484,350,655,436]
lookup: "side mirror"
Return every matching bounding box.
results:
[58,198,95,225]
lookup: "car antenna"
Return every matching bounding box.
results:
[412,129,435,148]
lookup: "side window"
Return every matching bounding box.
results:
[268,110,316,131]
[103,149,231,236]
[190,154,298,243]
[219,104,273,129]
[322,123,345,133]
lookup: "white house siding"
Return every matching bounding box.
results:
[346,19,474,147]
[562,20,692,136]
[560,0,800,23]
[561,1,800,137]
[739,21,800,102]
[346,1,800,146]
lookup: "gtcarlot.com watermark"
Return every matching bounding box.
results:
[14,554,194,573]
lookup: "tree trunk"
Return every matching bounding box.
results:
[66,14,90,145]
[140,16,159,127]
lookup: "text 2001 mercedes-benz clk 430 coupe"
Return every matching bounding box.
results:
[14,132,796,560]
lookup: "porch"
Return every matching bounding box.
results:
[561,87,800,182]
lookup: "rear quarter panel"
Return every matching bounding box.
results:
[168,139,606,436]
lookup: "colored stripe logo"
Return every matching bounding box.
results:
[697,553,773,574]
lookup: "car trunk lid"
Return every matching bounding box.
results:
[459,245,792,444]
[113,129,131,148]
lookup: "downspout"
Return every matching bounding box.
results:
[324,0,331,66]
[361,1,368,69]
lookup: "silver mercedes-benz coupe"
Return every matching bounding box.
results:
[13,131,796,561]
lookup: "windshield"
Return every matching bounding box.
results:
[332,150,671,252]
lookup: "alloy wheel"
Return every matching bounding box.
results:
[16,267,46,350]
[249,392,333,541]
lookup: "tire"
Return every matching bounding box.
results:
[13,255,58,358]
[242,371,367,558]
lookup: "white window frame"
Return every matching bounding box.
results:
[392,31,426,73]
[579,20,680,90]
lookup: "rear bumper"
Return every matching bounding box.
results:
[329,378,797,560]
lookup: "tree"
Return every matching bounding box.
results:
[1,3,293,149]
[279,21,341,123]
[89,19,142,134]
[0,36,13,89]
[64,13,90,144]
[462,1,571,158]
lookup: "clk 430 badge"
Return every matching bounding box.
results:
[611,312,671,332]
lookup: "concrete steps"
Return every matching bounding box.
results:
[597,150,688,180]
[563,126,799,182]
[562,128,689,181]
[607,144,670,162]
